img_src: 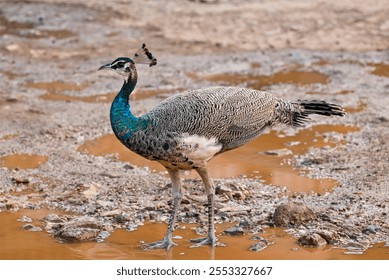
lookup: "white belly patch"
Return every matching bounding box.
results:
[177,134,222,163]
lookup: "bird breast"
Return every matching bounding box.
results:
[176,133,223,164]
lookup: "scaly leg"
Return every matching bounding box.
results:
[190,167,217,248]
[143,169,182,250]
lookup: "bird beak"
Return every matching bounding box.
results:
[98,62,111,71]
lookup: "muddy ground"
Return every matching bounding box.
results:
[0,0,388,257]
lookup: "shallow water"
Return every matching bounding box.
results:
[78,124,359,193]
[0,154,48,169]
[0,210,387,260]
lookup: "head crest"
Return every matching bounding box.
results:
[133,43,157,67]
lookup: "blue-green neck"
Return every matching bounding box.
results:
[110,79,147,142]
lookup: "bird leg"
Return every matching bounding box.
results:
[190,167,217,248]
[143,169,182,250]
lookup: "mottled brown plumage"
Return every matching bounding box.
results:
[98,44,345,250]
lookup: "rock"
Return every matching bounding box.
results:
[238,220,251,230]
[51,216,108,242]
[273,202,315,227]
[215,185,232,195]
[362,225,380,235]
[219,205,251,213]
[44,213,67,223]
[100,209,121,217]
[223,226,244,236]
[250,235,267,242]
[56,228,100,242]
[12,177,30,184]
[297,233,327,247]
[261,148,293,156]
[344,241,366,251]
[316,230,339,244]
[96,231,110,242]
[232,191,246,200]
[127,223,138,231]
[249,241,268,252]
[17,216,33,223]
[21,224,42,232]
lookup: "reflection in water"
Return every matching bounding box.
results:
[78,125,358,193]
[0,154,48,169]
[0,210,387,260]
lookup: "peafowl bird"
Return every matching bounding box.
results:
[98,44,345,250]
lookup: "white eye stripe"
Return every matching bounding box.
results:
[111,60,127,68]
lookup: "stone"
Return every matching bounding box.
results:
[238,220,251,230]
[215,185,232,195]
[96,231,110,242]
[21,224,42,232]
[362,225,380,235]
[249,241,268,252]
[273,201,315,227]
[316,230,339,244]
[223,226,244,236]
[17,216,33,223]
[44,213,66,223]
[127,223,138,231]
[297,233,327,247]
[219,205,251,213]
[12,177,30,184]
[261,148,293,156]
[56,228,100,242]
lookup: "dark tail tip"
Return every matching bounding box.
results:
[300,100,345,117]
[292,100,345,127]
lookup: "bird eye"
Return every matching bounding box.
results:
[117,61,125,67]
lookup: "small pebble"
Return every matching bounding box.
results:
[17,216,33,223]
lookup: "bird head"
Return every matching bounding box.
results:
[98,43,157,81]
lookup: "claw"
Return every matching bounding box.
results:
[142,238,177,250]
[189,236,224,248]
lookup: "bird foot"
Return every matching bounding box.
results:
[142,237,177,250]
[189,236,224,248]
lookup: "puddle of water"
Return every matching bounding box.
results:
[26,81,89,92]
[369,63,389,78]
[0,154,48,169]
[78,124,358,193]
[189,69,328,90]
[0,210,387,260]
[0,15,75,39]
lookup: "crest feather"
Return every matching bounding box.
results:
[133,43,157,67]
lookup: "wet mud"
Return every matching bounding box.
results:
[1,210,388,260]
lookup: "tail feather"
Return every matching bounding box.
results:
[282,100,345,127]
